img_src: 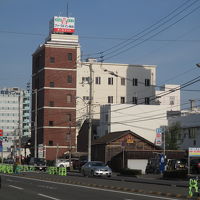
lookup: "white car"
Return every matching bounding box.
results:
[55,159,72,168]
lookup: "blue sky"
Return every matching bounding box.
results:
[0,0,200,107]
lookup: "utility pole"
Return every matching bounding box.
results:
[18,94,22,164]
[88,63,93,162]
[34,89,38,159]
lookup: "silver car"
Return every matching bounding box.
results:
[81,161,112,177]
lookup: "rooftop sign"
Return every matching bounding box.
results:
[49,16,75,34]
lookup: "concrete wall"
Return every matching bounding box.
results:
[127,159,148,174]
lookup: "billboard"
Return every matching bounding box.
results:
[189,147,200,157]
[49,16,75,34]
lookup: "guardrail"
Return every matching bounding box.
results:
[0,164,67,176]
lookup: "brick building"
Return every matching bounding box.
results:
[32,33,80,160]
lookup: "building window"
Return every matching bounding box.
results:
[145,97,150,105]
[133,78,138,86]
[189,128,196,139]
[49,82,54,87]
[67,75,72,83]
[105,114,109,122]
[121,97,125,104]
[68,53,72,61]
[83,96,89,101]
[67,94,72,103]
[145,79,150,86]
[121,78,125,85]
[66,114,72,122]
[49,121,54,126]
[108,96,113,104]
[108,77,113,85]
[50,57,55,63]
[49,140,53,146]
[95,77,101,85]
[169,96,175,105]
[49,101,54,107]
[82,77,89,83]
[132,97,138,104]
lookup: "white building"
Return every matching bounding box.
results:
[98,104,170,143]
[155,84,180,111]
[0,88,31,158]
[76,60,157,128]
[168,110,200,150]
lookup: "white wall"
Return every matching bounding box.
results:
[156,84,180,111]
[127,159,148,174]
[98,104,169,143]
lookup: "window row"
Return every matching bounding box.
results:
[48,114,73,126]
[49,53,73,63]
[82,77,151,86]
[0,120,18,123]
[48,95,74,107]
[49,75,73,87]
[0,113,18,116]
[0,107,19,110]
[0,126,17,130]
[107,96,150,104]
[0,101,19,104]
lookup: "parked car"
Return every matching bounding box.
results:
[190,159,200,174]
[3,158,14,164]
[81,161,112,177]
[166,159,187,171]
[55,159,72,168]
[29,158,47,171]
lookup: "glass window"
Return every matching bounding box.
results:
[66,114,72,122]
[121,78,125,85]
[67,94,72,103]
[50,82,54,87]
[68,53,72,61]
[108,96,113,104]
[108,77,113,85]
[49,121,54,126]
[67,75,72,83]
[95,77,101,85]
[121,97,125,104]
[50,57,55,63]
[49,140,53,146]
[133,78,138,86]
[145,79,150,86]
[132,97,138,104]
[49,101,54,107]
[145,97,150,105]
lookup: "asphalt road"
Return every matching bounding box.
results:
[0,175,182,200]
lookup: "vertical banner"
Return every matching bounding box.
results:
[0,130,3,152]
[155,128,162,146]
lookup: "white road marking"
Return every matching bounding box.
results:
[8,185,24,190]
[38,184,56,190]
[2,174,180,200]
[38,193,61,200]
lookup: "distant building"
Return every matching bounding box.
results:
[155,84,180,111]
[0,87,31,158]
[98,104,170,143]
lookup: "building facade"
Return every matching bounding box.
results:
[155,84,180,111]
[32,33,80,160]
[0,88,30,158]
[76,60,157,129]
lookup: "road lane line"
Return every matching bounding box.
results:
[38,193,61,200]
[9,185,24,190]
[2,175,181,200]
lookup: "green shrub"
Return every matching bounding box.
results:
[163,170,188,179]
[120,168,142,176]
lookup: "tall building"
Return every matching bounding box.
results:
[31,17,80,160]
[0,87,30,158]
